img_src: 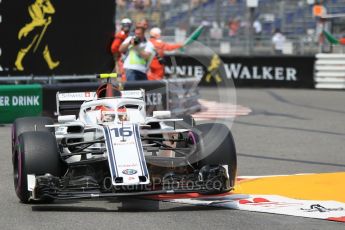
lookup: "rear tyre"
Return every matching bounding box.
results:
[12,117,54,160]
[13,131,62,203]
[191,123,237,194]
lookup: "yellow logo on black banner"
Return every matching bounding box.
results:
[14,0,59,71]
[205,54,222,83]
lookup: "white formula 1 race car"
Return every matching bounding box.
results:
[11,73,237,203]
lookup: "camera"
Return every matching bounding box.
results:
[133,36,141,45]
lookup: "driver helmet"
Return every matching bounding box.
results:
[94,105,116,123]
[117,106,128,122]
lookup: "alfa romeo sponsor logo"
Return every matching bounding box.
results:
[122,169,137,175]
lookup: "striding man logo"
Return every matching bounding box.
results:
[205,54,222,83]
[14,0,59,71]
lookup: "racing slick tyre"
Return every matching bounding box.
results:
[12,117,54,156]
[13,131,62,203]
[192,123,237,194]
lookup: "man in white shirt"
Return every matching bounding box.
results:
[253,19,262,43]
[119,26,155,81]
[272,28,286,55]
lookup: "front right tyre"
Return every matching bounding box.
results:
[13,131,62,203]
[12,116,54,159]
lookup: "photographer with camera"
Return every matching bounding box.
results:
[110,18,132,78]
[119,26,155,81]
[147,27,183,80]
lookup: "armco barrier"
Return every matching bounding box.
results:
[42,79,200,118]
[314,53,345,89]
[0,78,201,123]
[0,84,42,124]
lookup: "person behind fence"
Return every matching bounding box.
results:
[110,18,132,77]
[272,28,286,55]
[138,18,149,31]
[253,18,262,44]
[119,25,155,81]
[148,27,183,80]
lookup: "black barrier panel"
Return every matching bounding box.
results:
[0,0,115,76]
[124,80,168,115]
[42,81,167,118]
[164,55,315,88]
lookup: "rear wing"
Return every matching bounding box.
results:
[55,90,145,116]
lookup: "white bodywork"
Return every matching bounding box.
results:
[51,90,186,186]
